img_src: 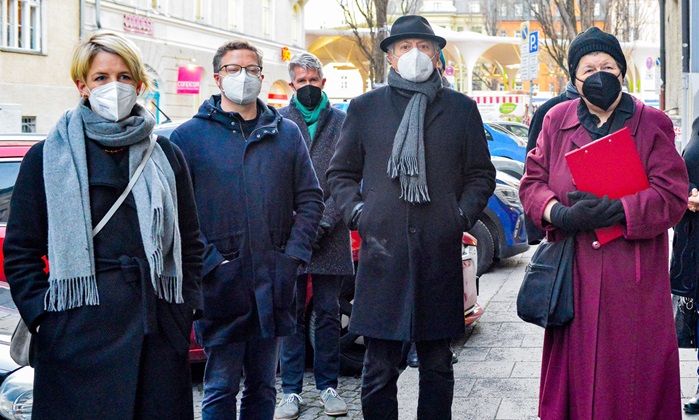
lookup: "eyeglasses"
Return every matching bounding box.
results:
[218,64,263,77]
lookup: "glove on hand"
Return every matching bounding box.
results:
[550,195,625,231]
[566,191,626,225]
[347,202,363,231]
[312,222,332,251]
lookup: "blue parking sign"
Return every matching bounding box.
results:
[529,31,539,54]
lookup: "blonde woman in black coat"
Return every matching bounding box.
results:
[3,31,203,419]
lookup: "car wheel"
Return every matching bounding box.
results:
[469,220,494,276]
[308,275,365,376]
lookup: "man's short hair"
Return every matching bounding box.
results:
[288,52,324,81]
[213,40,263,73]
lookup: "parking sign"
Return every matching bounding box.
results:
[529,31,539,54]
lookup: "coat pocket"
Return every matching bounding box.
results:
[158,301,193,356]
[272,251,300,310]
[201,256,250,319]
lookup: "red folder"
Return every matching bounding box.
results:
[564,127,649,245]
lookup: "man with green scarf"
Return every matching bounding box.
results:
[276,52,354,419]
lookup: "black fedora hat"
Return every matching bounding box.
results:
[380,15,447,52]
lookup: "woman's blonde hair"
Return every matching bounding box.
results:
[70,30,152,91]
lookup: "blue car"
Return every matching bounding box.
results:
[484,122,526,163]
[468,170,529,275]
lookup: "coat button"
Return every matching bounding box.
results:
[409,227,417,234]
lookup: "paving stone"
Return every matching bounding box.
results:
[454,361,514,378]
[496,397,539,419]
[467,378,540,399]
[510,361,541,378]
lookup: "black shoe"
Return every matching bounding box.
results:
[685,391,699,414]
[407,344,418,368]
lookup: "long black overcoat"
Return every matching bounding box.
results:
[3,136,204,419]
[327,85,496,341]
[279,100,354,276]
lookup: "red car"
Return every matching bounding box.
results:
[0,135,205,363]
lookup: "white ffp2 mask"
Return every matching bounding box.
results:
[221,71,262,105]
[88,82,138,122]
[397,48,435,83]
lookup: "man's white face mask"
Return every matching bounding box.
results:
[396,48,435,83]
[221,70,262,105]
[88,81,138,122]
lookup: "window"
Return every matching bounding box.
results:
[21,116,35,133]
[291,4,300,44]
[514,30,521,39]
[594,2,601,17]
[1,0,43,52]
[498,30,507,37]
[0,160,22,223]
[340,75,348,89]
[515,82,523,90]
[456,26,464,32]
[469,1,480,13]
[514,4,523,17]
[471,25,482,33]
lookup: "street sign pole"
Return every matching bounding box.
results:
[527,31,540,121]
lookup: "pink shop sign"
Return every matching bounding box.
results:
[177,66,204,95]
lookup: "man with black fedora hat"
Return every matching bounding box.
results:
[328,14,495,418]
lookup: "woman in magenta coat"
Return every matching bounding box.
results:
[520,27,688,419]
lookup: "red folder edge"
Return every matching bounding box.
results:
[563,127,649,245]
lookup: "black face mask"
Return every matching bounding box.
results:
[295,84,323,109]
[579,71,621,111]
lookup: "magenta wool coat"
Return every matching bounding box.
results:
[519,97,688,420]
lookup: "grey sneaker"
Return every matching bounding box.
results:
[274,393,302,420]
[320,387,348,416]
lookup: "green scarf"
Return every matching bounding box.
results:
[293,91,328,140]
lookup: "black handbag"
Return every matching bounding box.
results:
[675,296,698,348]
[517,234,575,328]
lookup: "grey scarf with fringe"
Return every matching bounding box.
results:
[43,100,182,311]
[386,68,442,203]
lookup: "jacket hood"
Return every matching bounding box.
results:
[194,94,281,129]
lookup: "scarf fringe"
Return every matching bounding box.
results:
[399,177,431,204]
[155,275,184,304]
[45,275,100,312]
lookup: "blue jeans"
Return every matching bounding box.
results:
[201,338,278,420]
[279,274,342,394]
[361,337,454,420]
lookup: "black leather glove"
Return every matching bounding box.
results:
[550,196,625,231]
[347,202,363,231]
[312,222,331,251]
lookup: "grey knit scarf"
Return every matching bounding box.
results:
[386,68,442,203]
[43,100,182,311]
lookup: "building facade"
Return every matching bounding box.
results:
[0,0,308,133]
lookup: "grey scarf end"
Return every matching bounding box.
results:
[45,275,100,312]
[156,275,184,304]
[400,183,431,204]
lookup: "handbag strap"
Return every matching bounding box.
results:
[92,134,158,237]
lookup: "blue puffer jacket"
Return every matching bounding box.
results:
[171,96,324,344]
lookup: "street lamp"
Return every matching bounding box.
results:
[378,25,390,84]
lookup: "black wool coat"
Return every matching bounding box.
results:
[3,136,204,419]
[327,84,496,341]
[279,100,354,276]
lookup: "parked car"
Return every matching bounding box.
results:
[483,122,526,162]
[495,121,530,139]
[312,231,482,375]
[491,156,525,180]
[468,169,529,275]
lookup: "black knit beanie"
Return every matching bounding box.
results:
[568,27,626,79]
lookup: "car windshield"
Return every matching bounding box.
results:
[0,161,21,223]
[506,125,529,138]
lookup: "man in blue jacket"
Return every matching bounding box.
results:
[170,40,324,419]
